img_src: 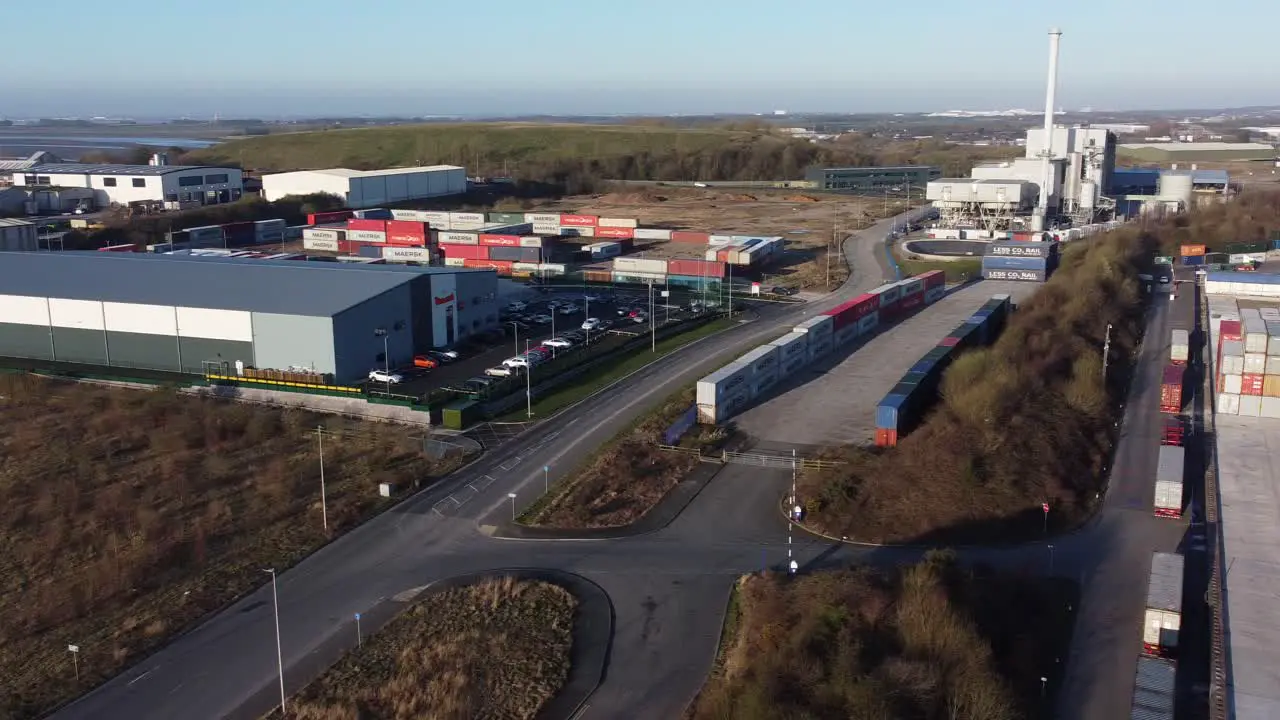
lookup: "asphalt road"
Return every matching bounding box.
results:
[51,206,1051,720]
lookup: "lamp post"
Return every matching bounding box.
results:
[649,281,655,352]
[506,321,519,356]
[263,568,287,717]
[525,339,533,419]
[373,327,390,394]
[508,492,517,521]
[316,426,328,532]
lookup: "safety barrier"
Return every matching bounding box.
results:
[1199,279,1230,720]
[204,373,362,395]
[656,444,844,471]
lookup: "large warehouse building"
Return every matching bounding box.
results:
[11,162,244,208]
[0,253,499,382]
[261,166,467,208]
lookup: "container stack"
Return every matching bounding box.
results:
[1160,364,1185,414]
[1179,243,1206,267]
[981,240,1059,282]
[1130,656,1176,720]
[1142,552,1184,658]
[1153,445,1184,518]
[1213,303,1280,417]
[875,294,1012,447]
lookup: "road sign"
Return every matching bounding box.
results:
[1154,256,1173,265]
[1042,502,1049,513]
[354,613,360,620]
[68,645,79,653]
[543,465,549,473]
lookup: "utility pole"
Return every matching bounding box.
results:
[524,339,532,419]
[649,281,655,352]
[263,568,286,718]
[316,426,328,532]
[1102,323,1113,379]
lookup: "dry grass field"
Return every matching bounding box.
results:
[277,578,575,720]
[691,555,1077,720]
[521,386,731,529]
[526,187,894,290]
[0,375,470,720]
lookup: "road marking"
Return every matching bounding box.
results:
[127,669,154,686]
[568,704,591,720]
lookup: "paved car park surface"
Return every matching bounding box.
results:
[732,279,1039,447]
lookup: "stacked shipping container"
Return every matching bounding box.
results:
[981,240,1059,282]
[875,293,1013,447]
[1211,299,1280,417]
[696,271,948,426]
[1130,656,1176,720]
[1143,552,1184,658]
[1153,445,1184,518]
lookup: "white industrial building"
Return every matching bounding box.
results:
[261,166,467,208]
[11,162,244,208]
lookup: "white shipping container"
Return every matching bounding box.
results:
[1261,396,1280,418]
[633,227,673,241]
[449,221,487,231]
[589,242,622,259]
[1220,339,1244,357]
[525,213,561,225]
[347,230,387,242]
[519,236,547,248]
[450,212,486,224]
[1246,331,1269,354]
[1217,392,1240,414]
[443,257,466,267]
[1221,373,1243,394]
[438,232,479,245]
[709,235,734,244]
[560,226,597,238]
[737,345,780,380]
[1153,481,1182,515]
[1143,553,1183,652]
[1239,394,1263,417]
[1221,354,1245,376]
[1170,329,1189,363]
[532,223,562,235]
[696,362,752,406]
[614,257,669,275]
[303,228,342,242]
[770,332,809,375]
[793,314,834,337]
[1268,332,1280,356]
[512,262,541,272]
[303,237,341,252]
[597,217,638,229]
[1244,353,1268,374]
[1267,356,1280,375]
[539,263,567,274]
[704,249,719,262]
[381,246,432,262]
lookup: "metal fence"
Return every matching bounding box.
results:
[657,444,844,471]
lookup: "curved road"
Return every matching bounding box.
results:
[53,211,1181,720]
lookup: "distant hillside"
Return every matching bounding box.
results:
[182,122,1018,193]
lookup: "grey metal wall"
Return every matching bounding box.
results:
[177,336,253,375]
[453,270,499,341]
[251,312,336,377]
[0,323,55,360]
[331,284,413,382]
[0,322,251,374]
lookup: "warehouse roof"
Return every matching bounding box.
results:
[264,165,464,179]
[0,252,486,317]
[24,163,237,176]
[1119,142,1274,152]
[1191,169,1230,185]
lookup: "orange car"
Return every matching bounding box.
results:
[413,355,438,369]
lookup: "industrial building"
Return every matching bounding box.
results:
[11,161,244,208]
[0,252,499,382]
[0,218,37,251]
[261,166,467,208]
[805,165,941,193]
[1118,142,1277,164]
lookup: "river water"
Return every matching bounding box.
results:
[0,134,218,160]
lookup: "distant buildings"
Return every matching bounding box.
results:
[10,161,243,208]
[804,166,941,193]
[260,166,466,209]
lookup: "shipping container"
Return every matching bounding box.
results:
[919,270,946,289]
[539,263,568,276]
[1161,416,1184,446]
[487,246,526,262]
[1180,244,1207,256]
[614,256,669,275]
[1244,352,1268,374]
[770,332,810,375]
[668,258,727,278]
[1181,255,1205,266]
[302,227,344,242]
[1159,364,1183,414]
[1143,553,1184,656]
[1261,395,1280,417]
[303,237,341,252]
[1242,373,1265,396]
[634,227,673,241]
[1240,394,1263,417]
[1264,374,1280,397]
[524,212,561,225]
[1219,319,1242,342]
[559,214,598,227]
[479,234,522,247]
[307,210,353,226]
[595,226,635,239]
[1217,392,1241,415]
[438,244,489,260]
[982,255,1052,270]
[487,212,527,224]
[583,269,613,283]
[437,231,479,245]
[665,274,713,289]
[983,268,1049,282]
[671,231,711,243]
[1130,656,1176,720]
[450,212,486,224]
[612,271,667,285]
[597,217,638,229]
[381,246,433,262]
[793,315,834,337]
[347,229,387,243]
[1154,446,1184,518]
[985,241,1058,258]
[1219,373,1243,395]
[347,218,388,232]
[443,257,466,267]
[1169,329,1189,364]
[519,236,549,249]
[532,222,562,235]
[463,258,514,273]
[559,226,597,238]
[696,362,754,424]
[587,242,623,259]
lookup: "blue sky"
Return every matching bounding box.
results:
[5,0,1275,117]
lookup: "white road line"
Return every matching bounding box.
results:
[127,669,154,686]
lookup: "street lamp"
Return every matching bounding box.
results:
[507,492,517,521]
[506,321,520,355]
[649,281,655,352]
[316,426,328,532]
[373,327,390,394]
[524,339,533,419]
[263,568,287,717]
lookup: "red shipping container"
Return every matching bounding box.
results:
[479,234,522,247]
[1160,364,1184,413]
[595,226,634,239]
[463,258,514,273]
[671,231,711,243]
[875,428,897,448]
[559,214,598,227]
[1219,319,1242,342]
[899,291,925,312]
[668,259,726,278]
[1161,416,1184,446]
[386,219,429,234]
[347,218,387,232]
[716,248,734,262]
[440,244,489,260]
[919,269,945,289]
[939,336,961,347]
[308,210,353,225]
[1242,373,1265,396]
[385,235,427,247]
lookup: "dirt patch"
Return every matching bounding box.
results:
[690,555,1078,720]
[521,386,729,529]
[0,375,471,720]
[275,578,575,720]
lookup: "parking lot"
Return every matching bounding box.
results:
[371,286,717,400]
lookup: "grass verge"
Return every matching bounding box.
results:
[496,315,737,422]
[895,245,984,283]
[800,226,1153,544]
[269,578,575,720]
[0,376,471,720]
[518,384,731,529]
[689,553,1078,720]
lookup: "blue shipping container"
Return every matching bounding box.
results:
[909,359,938,375]
[1182,255,1206,266]
[876,393,912,430]
[981,255,1051,270]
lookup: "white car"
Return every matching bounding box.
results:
[484,366,514,377]
[505,301,527,312]
[543,337,574,349]
[581,317,605,331]
[557,304,578,315]
[368,369,404,384]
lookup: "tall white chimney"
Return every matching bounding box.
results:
[1035,27,1063,226]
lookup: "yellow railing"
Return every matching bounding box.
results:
[204,373,363,394]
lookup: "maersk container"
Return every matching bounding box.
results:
[614,256,669,275]
[1130,656,1176,720]
[793,314,834,338]
[587,241,622,259]
[833,323,860,348]
[870,282,901,306]
[899,277,925,296]
[666,274,713,289]
[696,362,754,424]
[1143,553,1184,656]
[353,208,393,220]
[856,312,878,337]
[438,232,479,245]
[634,227,673,241]
[738,345,781,381]
[770,331,810,375]
[487,212,527,224]
[807,330,833,361]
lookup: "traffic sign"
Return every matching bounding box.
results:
[1042,502,1050,513]
[1154,256,1173,265]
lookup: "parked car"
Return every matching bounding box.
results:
[529,314,553,325]
[502,356,529,369]
[464,377,496,391]
[412,355,438,369]
[505,301,527,312]
[632,311,649,323]
[557,304,578,316]
[543,337,574,349]
[583,292,602,303]
[368,369,404,384]
[562,330,586,342]
[770,286,798,296]
[616,305,637,317]
[427,349,459,363]
[485,366,514,377]
[581,317,605,331]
